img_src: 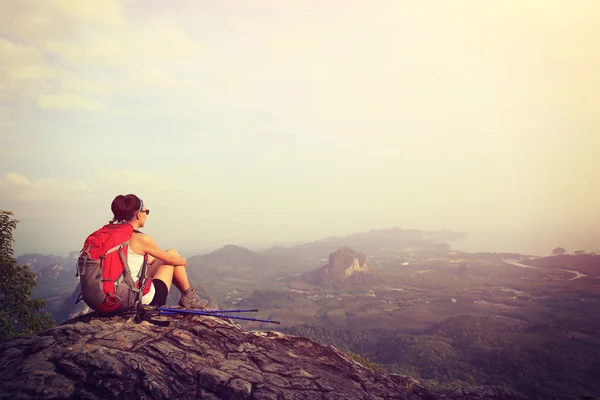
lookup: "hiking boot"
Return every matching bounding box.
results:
[178,288,209,309]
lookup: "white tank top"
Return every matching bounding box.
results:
[127,247,146,281]
[127,246,156,303]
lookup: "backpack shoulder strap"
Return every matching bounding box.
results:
[117,244,139,293]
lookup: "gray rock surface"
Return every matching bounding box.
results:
[0,310,525,400]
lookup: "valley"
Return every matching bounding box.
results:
[19,227,600,400]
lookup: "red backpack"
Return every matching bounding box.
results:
[76,223,152,315]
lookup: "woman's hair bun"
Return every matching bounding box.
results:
[110,194,141,223]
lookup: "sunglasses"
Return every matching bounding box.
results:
[140,209,150,215]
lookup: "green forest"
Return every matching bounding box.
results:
[280,313,600,400]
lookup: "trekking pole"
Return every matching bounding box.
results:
[207,313,280,324]
[162,311,280,324]
[158,307,259,314]
[157,307,280,324]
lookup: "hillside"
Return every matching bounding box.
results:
[0,310,526,400]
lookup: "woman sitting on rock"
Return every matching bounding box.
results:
[110,193,208,309]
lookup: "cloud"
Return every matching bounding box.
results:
[0,0,124,46]
[95,167,176,190]
[0,3,202,118]
[37,93,104,110]
[0,106,11,131]
[0,172,91,202]
[0,39,46,104]
[0,168,175,205]
[0,38,105,111]
[0,38,44,67]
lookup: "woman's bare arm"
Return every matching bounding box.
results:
[139,234,187,266]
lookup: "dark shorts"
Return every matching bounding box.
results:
[149,279,169,306]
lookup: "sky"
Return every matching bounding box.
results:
[1,0,599,257]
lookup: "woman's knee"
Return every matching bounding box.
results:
[166,248,179,256]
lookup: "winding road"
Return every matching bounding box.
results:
[503,259,588,280]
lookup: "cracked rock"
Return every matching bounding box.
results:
[0,311,526,400]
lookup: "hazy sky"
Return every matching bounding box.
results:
[1,0,598,256]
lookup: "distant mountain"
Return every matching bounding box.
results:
[261,227,465,260]
[16,253,79,300]
[338,227,466,242]
[200,244,276,268]
[302,246,369,286]
[17,253,75,273]
[185,244,283,284]
[187,244,279,273]
[36,263,70,281]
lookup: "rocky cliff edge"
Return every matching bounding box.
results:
[0,310,526,400]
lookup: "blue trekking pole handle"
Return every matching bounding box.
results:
[158,307,259,314]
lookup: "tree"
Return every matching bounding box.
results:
[0,210,55,343]
[552,247,566,255]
